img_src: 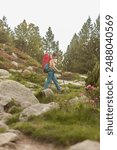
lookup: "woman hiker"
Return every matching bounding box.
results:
[42,52,61,92]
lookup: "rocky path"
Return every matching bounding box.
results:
[0,131,100,150]
[0,131,66,150]
[15,134,66,150]
[58,79,85,86]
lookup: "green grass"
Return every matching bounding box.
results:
[6,113,20,125]
[6,67,99,146]
[0,128,6,133]
[8,106,23,114]
[0,56,5,61]
[35,83,85,104]
[10,72,45,87]
[59,72,85,81]
[7,104,100,146]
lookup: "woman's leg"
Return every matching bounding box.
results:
[52,73,61,91]
[44,71,53,89]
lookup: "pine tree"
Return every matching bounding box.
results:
[90,15,100,61]
[76,16,93,73]
[85,16,100,86]
[14,20,42,61]
[42,27,59,54]
[85,61,100,87]
[14,20,28,51]
[63,33,79,72]
[27,23,42,56]
[0,16,14,44]
[63,16,100,74]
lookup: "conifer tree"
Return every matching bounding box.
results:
[0,16,14,44]
[42,27,59,54]
[14,20,42,61]
[14,20,28,51]
[63,16,100,74]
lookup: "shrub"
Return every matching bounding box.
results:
[85,61,100,87]
[85,84,100,105]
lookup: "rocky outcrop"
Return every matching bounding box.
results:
[0,80,39,108]
[19,102,59,121]
[68,140,100,150]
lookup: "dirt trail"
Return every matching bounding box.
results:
[15,134,67,150]
[58,79,85,86]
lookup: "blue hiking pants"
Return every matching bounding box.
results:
[44,64,61,91]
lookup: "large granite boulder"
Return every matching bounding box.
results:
[0,80,39,108]
[0,95,12,106]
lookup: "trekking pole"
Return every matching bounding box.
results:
[61,71,66,93]
[62,72,65,86]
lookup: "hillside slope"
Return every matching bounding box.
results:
[0,44,42,73]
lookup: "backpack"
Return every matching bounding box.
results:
[42,53,51,73]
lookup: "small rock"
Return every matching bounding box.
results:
[11,61,18,68]
[22,69,31,76]
[12,53,18,59]
[0,69,10,79]
[9,69,23,73]
[79,95,89,101]
[27,66,33,71]
[79,75,87,79]
[42,88,54,97]
[68,97,81,105]
[9,69,17,72]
